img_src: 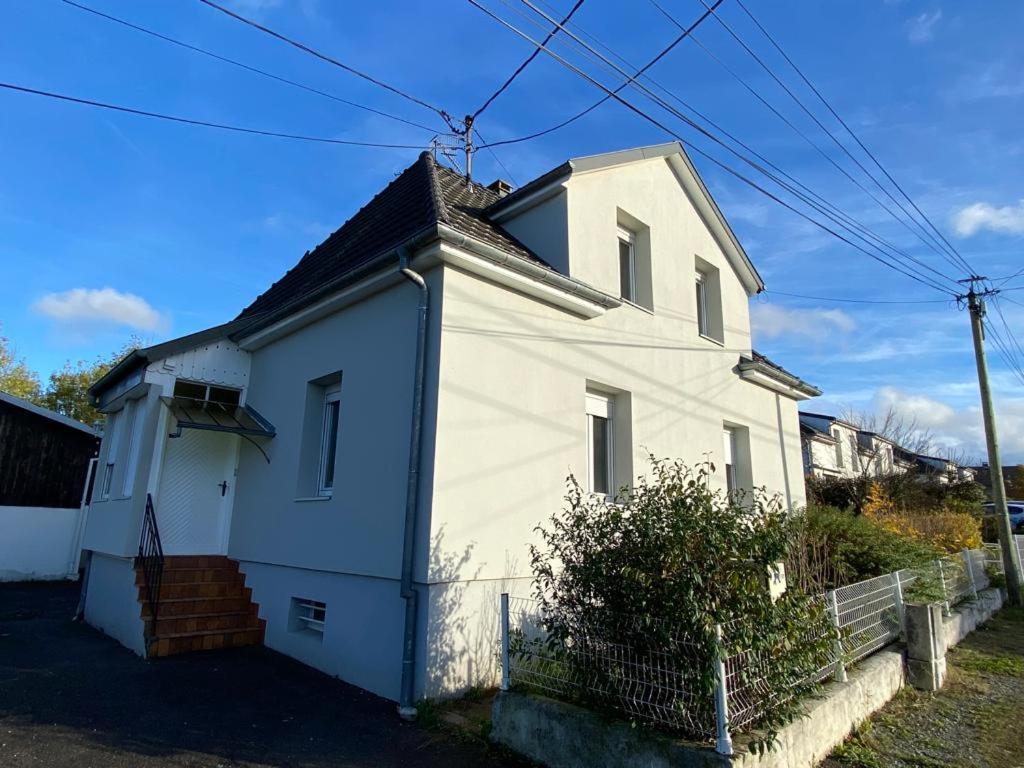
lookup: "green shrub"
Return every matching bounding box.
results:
[528,459,834,750]
[787,504,941,592]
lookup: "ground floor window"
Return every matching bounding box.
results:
[586,392,614,497]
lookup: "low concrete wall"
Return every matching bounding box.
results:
[492,650,903,768]
[83,552,146,656]
[0,505,84,581]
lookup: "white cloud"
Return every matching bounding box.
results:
[953,200,1024,237]
[34,287,164,331]
[907,10,941,43]
[751,304,856,342]
[871,386,1024,463]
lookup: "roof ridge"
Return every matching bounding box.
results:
[421,151,451,226]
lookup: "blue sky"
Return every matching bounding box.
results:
[1,0,1022,460]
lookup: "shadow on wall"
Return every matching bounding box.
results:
[423,526,523,698]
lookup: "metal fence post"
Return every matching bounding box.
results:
[892,571,906,640]
[827,590,847,683]
[962,549,979,601]
[713,624,733,757]
[499,592,510,692]
[936,559,951,616]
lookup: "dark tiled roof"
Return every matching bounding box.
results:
[237,152,545,322]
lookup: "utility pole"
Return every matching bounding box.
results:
[966,281,1022,606]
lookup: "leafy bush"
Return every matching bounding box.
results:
[528,459,834,749]
[787,504,940,592]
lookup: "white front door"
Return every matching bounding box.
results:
[155,429,238,555]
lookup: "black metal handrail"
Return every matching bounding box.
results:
[138,493,165,635]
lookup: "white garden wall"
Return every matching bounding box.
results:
[0,505,84,581]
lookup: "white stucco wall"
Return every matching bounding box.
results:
[420,157,809,695]
[0,505,84,581]
[83,552,146,656]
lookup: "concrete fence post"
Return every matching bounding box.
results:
[936,559,951,617]
[827,590,847,683]
[962,549,979,601]
[713,624,733,757]
[500,593,510,692]
[893,571,906,640]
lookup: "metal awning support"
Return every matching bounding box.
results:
[160,396,275,462]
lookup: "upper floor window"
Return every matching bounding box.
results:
[101,409,122,500]
[617,226,637,303]
[694,257,724,343]
[832,428,844,467]
[848,435,861,471]
[695,272,709,337]
[318,384,341,497]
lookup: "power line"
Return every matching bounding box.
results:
[472,0,586,120]
[734,0,978,279]
[473,125,519,186]
[196,0,453,125]
[517,0,964,294]
[475,0,725,150]
[763,290,950,305]
[984,316,1024,387]
[991,297,1024,375]
[509,0,962,294]
[689,0,972,279]
[60,0,439,133]
[465,1,957,297]
[0,81,429,149]
[994,265,1024,288]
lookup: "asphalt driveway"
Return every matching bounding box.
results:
[0,580,525,767]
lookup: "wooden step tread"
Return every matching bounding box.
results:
[149,595,249,605]
[153,626,261,641]
[146,614,251,626]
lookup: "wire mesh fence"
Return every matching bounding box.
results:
[499,548,994,754]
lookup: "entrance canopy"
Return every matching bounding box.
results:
[160,396,276,439]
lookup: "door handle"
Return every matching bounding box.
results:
[218,481,229,497]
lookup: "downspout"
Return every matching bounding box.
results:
[397,246,429,719]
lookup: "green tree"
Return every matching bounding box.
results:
[0,328,41,401]
[41,338,142,425]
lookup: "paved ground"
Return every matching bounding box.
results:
[824,606,1024,768]
[0,580,528,767]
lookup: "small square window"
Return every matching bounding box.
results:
[290,597,326,637]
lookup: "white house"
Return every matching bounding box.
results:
[800,412,864,478]
[80,143,819,713]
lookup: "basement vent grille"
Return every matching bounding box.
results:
[292,598,326,636]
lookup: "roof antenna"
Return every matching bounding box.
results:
[463,115,474,183]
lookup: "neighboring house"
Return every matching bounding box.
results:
[972,463,1019,497]
[800,411,977,484]
[799,412,863,478]
[916,455,976,484]
[0,391,99,581]
[79,143,819,710]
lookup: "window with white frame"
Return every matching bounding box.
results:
[617,226,637,303]
[695,272,709,337]
[121,400,145,498]
[723,427,738,493]
[848,435,861,471]
[317,384,341,497]
[832,428,844,468]
[100,409,122,500]
[586,392,614,497]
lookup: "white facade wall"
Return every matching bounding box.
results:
[0,505,84,581]
[422,158,808,696]
[226,272,443,700]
